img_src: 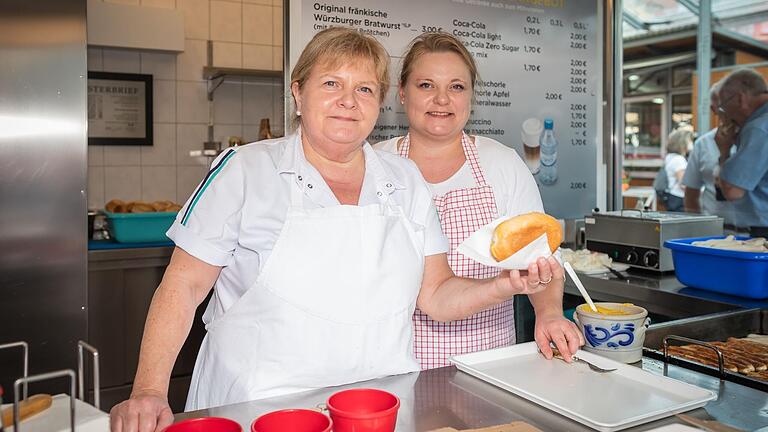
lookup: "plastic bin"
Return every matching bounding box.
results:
[664,236,768,299]
[105,211,177,243]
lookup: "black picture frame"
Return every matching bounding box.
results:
[87,72,153,146]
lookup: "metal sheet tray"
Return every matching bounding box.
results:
[451,342,715,432]
[644,308,768,391]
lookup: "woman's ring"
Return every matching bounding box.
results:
[539,275,553,285]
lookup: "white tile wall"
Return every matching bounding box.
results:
[141,0,176,8]
[88,166,106,209]
[141,123,177,165]
[89,146,105,167]
[105,146,141,166]
[102,49,141,73]
[105,166,143,201]
[243,4,273,45]
[177,166,209,203]
[176,39,208,81]
[177,81,209,123]
[214,124,243,144]
[142,166,178,202]
[211,1,242,43]
[178,0,210,40]
[141,52,177,80]
[106,0,140,5]
[212,41,242,68]
[273,7,282,46]
[243,44,272,70]
[272,46,282,72]
[243,80,273,124]
[88,0,286,210]
[87,48,103,70]
[176,123,209,166]
[213,80,243,124]
[153,80,177,123]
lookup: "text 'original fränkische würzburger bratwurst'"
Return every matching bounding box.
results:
[490,212,562,261]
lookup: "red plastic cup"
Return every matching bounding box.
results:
[326,388,400,432]
[163,417,242,432]
[251,409,332,432]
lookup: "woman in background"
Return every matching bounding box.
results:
[376,32,582,370]
[661,128,694,212]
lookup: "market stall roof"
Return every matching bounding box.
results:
[622,0,768,61]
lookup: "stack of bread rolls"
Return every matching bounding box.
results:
[105,199,182,213]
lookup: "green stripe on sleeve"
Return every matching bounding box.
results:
[181,150,237,226]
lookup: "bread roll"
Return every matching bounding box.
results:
[105,199,126,213]
[151,201,168,211]
[130,202,155,213]
[490,212,562,261]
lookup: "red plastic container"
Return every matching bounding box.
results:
[163,417,242,432]
[251,409,332,432]
[326,388,400,432]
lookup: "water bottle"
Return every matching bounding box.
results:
[539,119,558,185]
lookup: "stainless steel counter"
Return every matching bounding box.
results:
[562,270,768,320]
[175,358,768,431]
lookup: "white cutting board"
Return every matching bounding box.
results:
[451,342,716,432]
[3,394,109,432]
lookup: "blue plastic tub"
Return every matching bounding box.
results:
[664,236,768,299]
[105,211,177,243]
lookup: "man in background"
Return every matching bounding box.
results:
[683,83,740,229]
[715,68,768,230]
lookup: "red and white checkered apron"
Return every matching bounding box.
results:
[400,132,515,370]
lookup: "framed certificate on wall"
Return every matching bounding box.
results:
[87,72,153,145]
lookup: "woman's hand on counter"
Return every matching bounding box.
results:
[110,389,174,432]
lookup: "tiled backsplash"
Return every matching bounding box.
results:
[88,0,285,210]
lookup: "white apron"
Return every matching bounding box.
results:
[399,133,515,370]
[186,172,424,410]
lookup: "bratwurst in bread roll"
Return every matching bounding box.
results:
[490,212,562,261]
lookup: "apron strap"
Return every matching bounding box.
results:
[400,132,488,187]
[460,132,488,187]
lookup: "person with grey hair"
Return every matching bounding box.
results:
[715,68,768,229]
[683,83,740,226]
[659,128,693,211]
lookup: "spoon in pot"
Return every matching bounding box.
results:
[563,262,598,313]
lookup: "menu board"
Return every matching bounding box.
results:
[288,0,602,219]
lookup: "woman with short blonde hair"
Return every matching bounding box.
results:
[110,27,568,431]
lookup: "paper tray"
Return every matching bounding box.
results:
[451,343,715,432]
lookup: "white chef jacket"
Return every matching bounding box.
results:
[375,135,544,216]
[167,131,449,324]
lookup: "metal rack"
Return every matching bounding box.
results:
[0,340,101,431]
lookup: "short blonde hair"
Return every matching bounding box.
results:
[667,128,694,155]
[290,27,390,103]
[400,32,478,89]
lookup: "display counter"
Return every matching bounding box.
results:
[174,358,768,431]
